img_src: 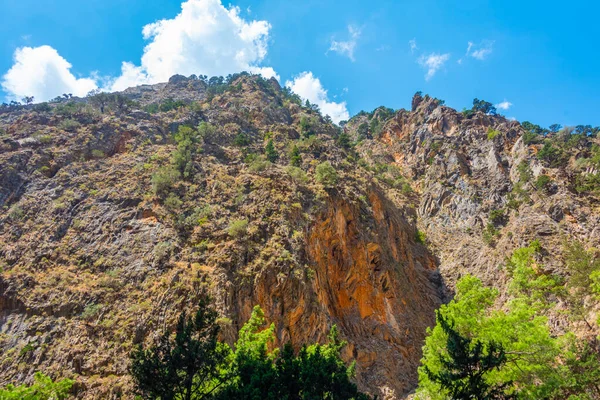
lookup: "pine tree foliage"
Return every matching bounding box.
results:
[418,253,600,400]
[129,294,231,400]
[0,372,73,400]
[289,144,301,167]
[265,139,278,162]
[216,307,370,400]
[424,312,513,399]
[130,303,371,400]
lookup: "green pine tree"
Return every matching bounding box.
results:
[0,372,73,400]
[172,125,200,180]
[424,311,514,400]
[129,294,231,400]
[216,306,371,400]
[265,139,278,163]
[131,301,371,400]
[336,131,352,149]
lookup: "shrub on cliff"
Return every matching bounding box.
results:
[286,166,308,184]
[487,128,501,140]
[173,125,201,179]
[299,116,316,138]
[336,131,352,149]
[537,141,566,167]
[228,219,249,238]
[534,174,552,191]
[562,240,600,327]
[234,133,250,147]
[315,161,338,187]
[288,144,302,167]
[197,122,217,142]
[265,139,278,162]
[58,118,81,132]
[144,98,186,114]
[151,166,181,197]
[356,122,369,141]
[482,223,499,246]
[489,208,506,225]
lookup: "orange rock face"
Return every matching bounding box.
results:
[223,188,442,398]
[305,190,441,396]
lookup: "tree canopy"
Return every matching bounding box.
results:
[417,241,600,400]
[131,299,370,400]
[130,295,230,400]
[472,98,497,115]
[0,372,73,400]
[423,311,513,399]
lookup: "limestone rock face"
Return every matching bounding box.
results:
[347,94,600,305]
[215,189,441,397]
[0,76,598,399]
[305,191,440,395]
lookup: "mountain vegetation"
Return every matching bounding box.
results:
[130,294,369,400]
[1,72,599,399]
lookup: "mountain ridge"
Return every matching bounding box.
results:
[0,73,599,399]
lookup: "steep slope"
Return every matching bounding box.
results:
[1,75,598,399]
[346,93,600,335]
[0,75,442,399]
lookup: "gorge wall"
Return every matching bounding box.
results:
[0,74,598,398]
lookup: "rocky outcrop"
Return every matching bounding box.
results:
[0,76,598,399]
[0,76,446,399]
[305,190,441,396]
[212,188,442,398]
[347,94,600,297]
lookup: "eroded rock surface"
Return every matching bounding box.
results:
[1,76,598,398]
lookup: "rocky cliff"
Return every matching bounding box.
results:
[0,74,598,398]
[348,95,599,291]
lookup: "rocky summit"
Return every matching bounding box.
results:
[0,73,599,399]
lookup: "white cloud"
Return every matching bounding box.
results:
[472,47,492,60]
[466,40,494,60]
[109,0,278,90]
[466,42,474,55]
[409,38,418,53]
[496,100,513,110]
[1,45,98,102]
[109,62,153,91]
[328,25,361,61]
[285,71,349,124]
[2,0,280,99]
[418,53,450,81]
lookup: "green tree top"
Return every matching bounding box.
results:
[288,144,301,167]
[265,139,278,163]
[423,312,512,400]
[315,162,338,188]
[131,301,371,400]
[417,274,563,400]
[0,372,73,400]
[129,294,231,400]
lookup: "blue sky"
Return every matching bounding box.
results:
[1,0,599,126]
